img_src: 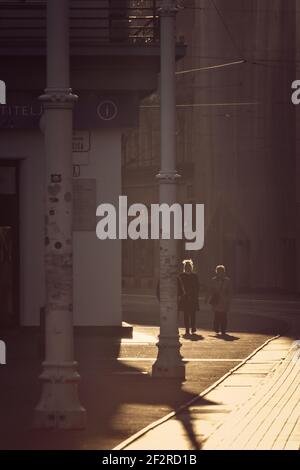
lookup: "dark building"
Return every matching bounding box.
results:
[122,0,299,295]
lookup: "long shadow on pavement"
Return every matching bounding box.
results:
[0,331,211,450]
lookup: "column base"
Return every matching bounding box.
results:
[152,336,186,380]
[152,360,186,379]
[34,406,86,430]
[34,362,87,429]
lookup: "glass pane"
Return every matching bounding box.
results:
[0,167,16,195]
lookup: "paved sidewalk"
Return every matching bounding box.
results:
[115,336,300,451]
[0,303,294,450]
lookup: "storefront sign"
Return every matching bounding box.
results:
[72,130,91,153]
[0,102,43,128]
[0,93,139,129]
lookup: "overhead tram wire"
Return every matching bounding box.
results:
[176,60,245,75]
[146,1,291,105]
[176,0,245,76]
[140,102,261,109]
[175,0,297,75]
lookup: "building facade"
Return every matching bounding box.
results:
[123,0,298,294]
[0,0,186,328]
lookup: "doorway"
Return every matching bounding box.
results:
[0,161,20,328]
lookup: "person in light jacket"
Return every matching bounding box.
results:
[207,265,233,336]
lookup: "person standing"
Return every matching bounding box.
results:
[178,259,200,336]
[208,265,233,336]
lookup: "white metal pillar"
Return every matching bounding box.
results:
[152,0,185,379]
[34,0,86,429]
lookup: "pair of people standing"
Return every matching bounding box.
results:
[177,261,233,336]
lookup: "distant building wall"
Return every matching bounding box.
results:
[0,128,122,326]
[73,129,122,326]
[190,0,296,292]
[123,0,298,293]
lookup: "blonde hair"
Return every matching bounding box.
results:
[182,259,194,272]
[216,264,226,274]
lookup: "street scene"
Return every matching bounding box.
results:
[0,294,299,449]
[0,0,300,455]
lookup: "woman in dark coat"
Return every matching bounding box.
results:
[178,259,200,336]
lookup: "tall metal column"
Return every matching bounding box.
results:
[34,0,86,429]
[152,0,185,379]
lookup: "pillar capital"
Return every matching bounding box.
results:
[40,88,78,109]
[158,2,178,17]
[156,170,181,183]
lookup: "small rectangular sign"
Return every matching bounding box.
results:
[72,131,91,153]
[73,178,97,232]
